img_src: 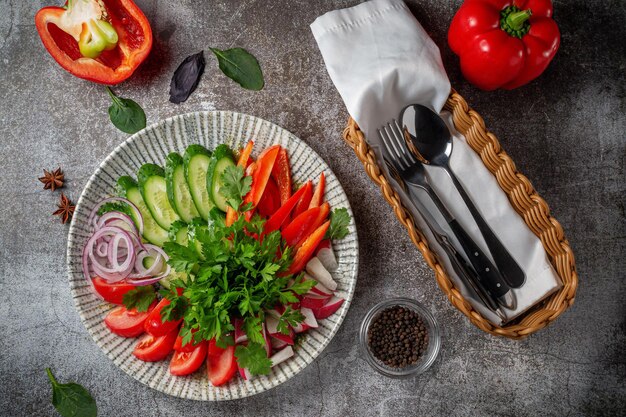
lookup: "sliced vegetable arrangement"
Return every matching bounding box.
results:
[82,141,351,386]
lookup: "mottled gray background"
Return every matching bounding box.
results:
[0,0,624,416]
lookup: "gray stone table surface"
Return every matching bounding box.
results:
[1,0,624,416]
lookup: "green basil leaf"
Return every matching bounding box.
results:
[46,368,97,417]
[209,47,264,91]
[106,87,146,134]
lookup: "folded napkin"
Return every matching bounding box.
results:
[311,0,561,325]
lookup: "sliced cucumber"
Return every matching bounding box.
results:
[117,176,169,246]
[184,145,214,220]
[165,153,200,223]
[137,164,181,231]
[206,144,236,212]
[168,220,189,246]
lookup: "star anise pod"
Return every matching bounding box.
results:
[53,193,75,224]
[39,168,65,191]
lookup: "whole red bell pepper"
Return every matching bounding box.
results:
[448,0,560,90]
[35,0,152,85]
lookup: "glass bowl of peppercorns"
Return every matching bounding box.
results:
[359,298,441,378]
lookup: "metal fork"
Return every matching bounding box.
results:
[379,120,516,310]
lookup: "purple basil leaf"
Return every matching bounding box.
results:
[169,51,206,104]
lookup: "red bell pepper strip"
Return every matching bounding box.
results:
[308,172,326,209]
[287,220,330,274]
[448,0,560,90]
[258,177,281,218]
[243,146,280,220]
[263,181,312,234]
[282,206,322,247]
[271,148,292,206]
[295,202,330,250]
[292,180,313,218]
[35,0,153,85]
[226,140,255,226]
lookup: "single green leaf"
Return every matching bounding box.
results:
[235,343,272,375]
[209,47,264,91]
[106,87,146,134]
[46,368,97,417]
[276,307,304,335]
[220,165,252,210]
[122,286,156,312]
[325,207,351,240]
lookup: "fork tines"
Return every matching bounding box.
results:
[378,120,417,171]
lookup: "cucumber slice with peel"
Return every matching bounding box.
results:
[116,176,169,246]
[138,164,181,231]
[206,144,236,212]
[165,153,199,223]
[184,145,214,220]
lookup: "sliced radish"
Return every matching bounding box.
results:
[304,273,333,297]
[301,294,331,309]
[233,318,247,344]
[306,257,337,291]
[238,365,252,381]
[292,321,311,333]
[266,314,280,335]
[312,296,345,320]
[271,336,288,350]
[266,308,282,319]
[272,332,294,345]
[270,346,294,367]
[316,239,338,271]
[300,307,318,328]
[261,323,272,357]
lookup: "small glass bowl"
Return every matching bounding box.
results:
[359,298,441,378]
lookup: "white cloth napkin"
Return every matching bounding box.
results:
[311,0,561,325]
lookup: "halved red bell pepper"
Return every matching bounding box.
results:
[308,172,326,209]
[243,145,280,220]
[263,181,312,234]
[292,180,314,218]
[226,140,255,226]
[258,177,281,218]
[282,206,322,247]
[287,220,330,274]
[295,202,330,250]
[35,0,153,85]
[271,148,292,206]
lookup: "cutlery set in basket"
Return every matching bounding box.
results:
[312,0,577,337]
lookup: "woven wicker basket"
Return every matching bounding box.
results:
[342,90,578,339]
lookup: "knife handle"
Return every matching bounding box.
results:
[447,219,510,298]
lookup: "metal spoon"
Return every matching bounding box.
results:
[399,104,526,288]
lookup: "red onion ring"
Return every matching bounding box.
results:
[88,197,144,236]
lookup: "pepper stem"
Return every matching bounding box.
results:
[506,10,532,30]
[500,6,532,38]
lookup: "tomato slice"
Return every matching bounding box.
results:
[104,302,156,338]
[169,340,208,376]
[257,177,281,218]
[173,328,200,353]
[144,298,183,337]
[92,277,135,305]
[207,339,237,387]
[133,328,178,362]
[271,147,292,206]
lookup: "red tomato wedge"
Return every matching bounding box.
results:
[144,298,183,337]
[173,328,200,352]
[308,172,326,209]
[295,202,330,250]
[133,328,178,362]
[226,141,255,226]
[243,145,280,220]
[271,147,292,206]
[105,302,156,338]
[282,206,322,247]
[292,181,313,218]
[169,340,208,376]
[263,182,311,234]
[92,277,135,305]
[258,177,281,218]
[287,220,330,274]
[207,339,238,387]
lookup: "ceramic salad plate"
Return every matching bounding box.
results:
[66,111,358,400]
